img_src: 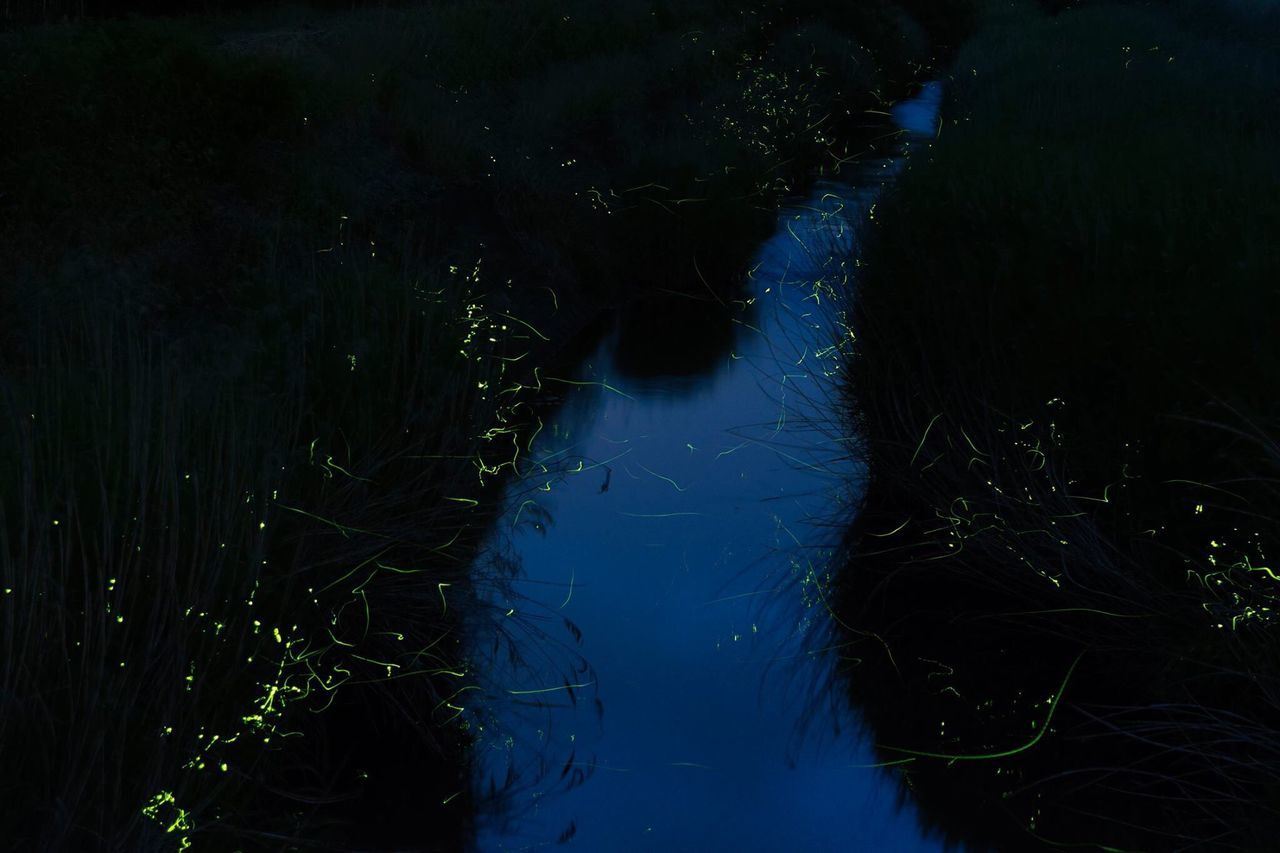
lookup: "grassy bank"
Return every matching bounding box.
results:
[1,0,972,359]
[2,232,507,851]
[832,0,1280,849]
[0,1,969,848]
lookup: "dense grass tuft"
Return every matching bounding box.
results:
[0,217,522,847]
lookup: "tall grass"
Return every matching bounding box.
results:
[0,213,522,848]
[828,0,1280,849]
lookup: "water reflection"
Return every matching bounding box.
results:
[467,88,945,852]
[607,290,745,395]
[892,81,943,137]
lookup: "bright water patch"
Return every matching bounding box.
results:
[891,81,944,138]
[467,85,945,852]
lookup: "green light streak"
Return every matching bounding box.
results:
[508,680,595,696]
[867,518,911,538]
[543,374,634,400]
[879,653,1084,762]
[619,511,704,518]
[910,414,942,467]
[636,462,687,492]
[273,501,382,540]
[494,311,550,341]
[560,565,575,609]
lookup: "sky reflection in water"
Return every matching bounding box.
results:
[471,87,945,853]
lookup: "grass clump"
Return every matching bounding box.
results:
[830,0,1280,849]
[0,221,529,848]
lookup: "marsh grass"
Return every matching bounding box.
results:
[831,0,1280,848]
[0,214,527,848]
[832,403,1280,850]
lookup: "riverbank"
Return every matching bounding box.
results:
[833,0,1280,849]
[0,2,975,848]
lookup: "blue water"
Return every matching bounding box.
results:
[892,81,943,137]
[468,85,945,852]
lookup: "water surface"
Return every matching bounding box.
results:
[468,84,944,852]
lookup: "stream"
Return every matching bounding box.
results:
[467,82,947,852]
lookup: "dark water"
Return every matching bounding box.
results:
[468,85,946,852]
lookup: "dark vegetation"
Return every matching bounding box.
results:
[0,0,970,849]
[832,0,1280,849]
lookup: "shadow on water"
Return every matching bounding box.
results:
[606,290,747,395]
[463,86,950,852]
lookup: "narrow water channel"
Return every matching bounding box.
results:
[468,83,946,852]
